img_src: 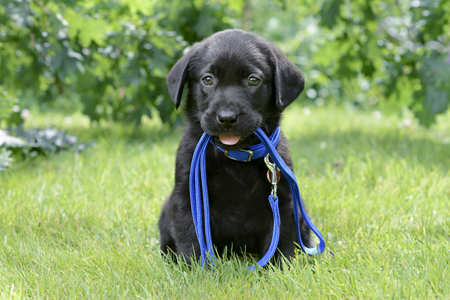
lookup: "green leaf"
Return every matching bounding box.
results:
[122,0,156,15]
[319,0,343,29]
[64,9,110,48]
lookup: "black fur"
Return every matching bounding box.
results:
[159,29,313,265]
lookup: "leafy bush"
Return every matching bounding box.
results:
[0,0,449,126]
[0,125,94,171]
[1,125,94,154]
[312,0,450,126]
[0,0,235,125]
[248,0,450,126]
[0,89,24,127]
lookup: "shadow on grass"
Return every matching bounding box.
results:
[17,116,449,174]
[3,120,183,173]
[288,128,450,173]
[71,121,449,173]
[66,121,183,146]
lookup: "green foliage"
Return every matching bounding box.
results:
[0,124,94,171]
[9,124,94,151]
[0,0,449,126]
[0,0,236,125]
[0,89,24,127]
[310,0,450,125]
[228,0,450,126]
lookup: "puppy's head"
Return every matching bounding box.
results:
[166,29,304,149]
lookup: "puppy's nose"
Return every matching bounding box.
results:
[217,111,238,126]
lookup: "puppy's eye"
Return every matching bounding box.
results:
[202,76,214,86]
[248,77,261,86]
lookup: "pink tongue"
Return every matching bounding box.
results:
[219,134,240,145]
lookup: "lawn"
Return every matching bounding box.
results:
[1,106,449,299]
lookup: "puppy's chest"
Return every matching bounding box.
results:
[202,164,278,247]
[206,160,273,215]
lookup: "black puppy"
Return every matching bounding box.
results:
[158,29,314,265]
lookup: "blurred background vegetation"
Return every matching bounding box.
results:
[0,0,449,128]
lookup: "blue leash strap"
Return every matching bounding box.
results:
[254,128,326,255]
[248,194,280,271]
[189,133,214,267]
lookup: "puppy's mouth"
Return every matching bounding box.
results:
[218,133,240,145]
[211,132,260,150]
[212,134,246,149]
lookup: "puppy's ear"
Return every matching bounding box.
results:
[271,46,305,112]
[166,45,197,109]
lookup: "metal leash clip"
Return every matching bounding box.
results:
[264,154,280,199]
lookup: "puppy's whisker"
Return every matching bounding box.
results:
[259,121,269,132]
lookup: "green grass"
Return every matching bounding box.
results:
[1,106,449,299]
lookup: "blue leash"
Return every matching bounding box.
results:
[189,126,325,269]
